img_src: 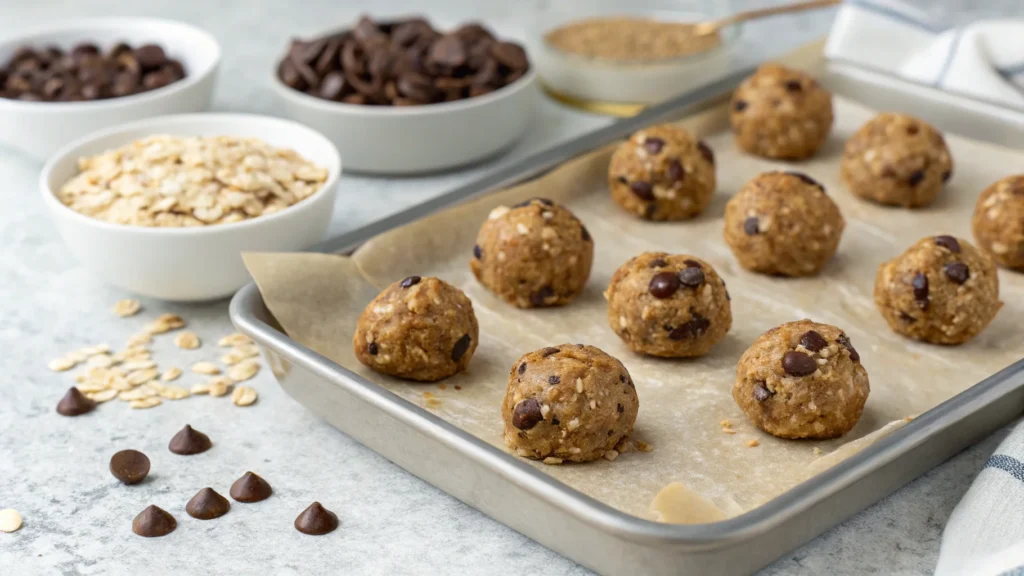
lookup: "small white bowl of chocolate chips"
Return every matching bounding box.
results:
[271,16,538,175]
[0,17,220,160]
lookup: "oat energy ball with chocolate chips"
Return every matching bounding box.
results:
[608,123,716,221]
[723,171,845,277]
[353,276,478,381]
[972,175,1024,271]
[874,235,1002,345]
[729,64,834,160]
[605,252,731,357]
[470,198,594,308]
[502,344,639,463]
[841,113,953,208]
[734,320,869,440]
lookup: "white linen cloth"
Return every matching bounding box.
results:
[825,0,1024,109]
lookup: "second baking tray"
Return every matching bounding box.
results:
[230,43,1024,575]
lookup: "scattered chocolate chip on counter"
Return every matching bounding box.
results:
[278,16,529,106]
[56,387,95,416]
[185,488,231,520]
[132,505,176,538]
[294,502,339,535]
[229,471,273,503]
[1,42,186,102]
[168,424,212,455]
[109,449,151,485]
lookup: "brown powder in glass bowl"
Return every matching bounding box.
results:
[545,17,722,63]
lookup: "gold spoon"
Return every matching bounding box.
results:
[692,0,842,38]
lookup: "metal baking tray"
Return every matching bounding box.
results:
[230,46,1024,575]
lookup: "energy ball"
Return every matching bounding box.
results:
[353,276,478,382]
[972,175,1024,270]
[470,198,594,308]
[841,113,953,208]
[734,320,869,440]
[874,235,1002,345]
[604,252,731,358]
[502,344,639,463]
[607,123,716,221]
[723,171,845,277]
[730,63,834,160]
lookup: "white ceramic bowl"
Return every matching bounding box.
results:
[271,65,539,175]
[40,113,342,302]
[0,17,220,161]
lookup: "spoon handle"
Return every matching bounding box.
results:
[701,0,841,34]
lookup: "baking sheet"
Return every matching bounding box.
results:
[243,96,1023,520]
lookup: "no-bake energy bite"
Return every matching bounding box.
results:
[502,344,639,464]
[841,113,953,208]
[470,198,594,308]
[729,64,834,160]
[972,175,1024,270]
[723,171,844,277]
[604,252,731,358]
[607,123,716,221]
[353,276,479,381]
[874,235,1002,345]
[733,320,869,440]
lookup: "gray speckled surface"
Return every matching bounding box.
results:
[0,1,1016,574]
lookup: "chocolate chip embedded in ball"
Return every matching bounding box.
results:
[294,502,339,535]
[168,424,212,455]
[782,351,818,377]
[229,471,273,503]
[56,387,94,416]
[648,272,680,298]
[934,235,961,253]
[186,488,231,520]
[666,159,685,183]
[753,382,773,402]
[109,449,150,485]
[399,275,421,288]
[451,334,472,362]
[541,347,560,357]
[511,398,543,430]
[912,272,929,309]
[132,505,176,538]
[743,217,759,236]
[629,181,654,201]
[798,330,828,353]
[697,142,714,165]
[678,267,704,288]
[837,334,860,362]
[643,137,664,154]
[668,314,710,340]
[944,262,969,284]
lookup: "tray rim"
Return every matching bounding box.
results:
[229,50,1024,550]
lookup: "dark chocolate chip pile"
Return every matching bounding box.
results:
[1,42,186,102]
[277,16,530,106]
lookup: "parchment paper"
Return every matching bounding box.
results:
[244,96,1023,521]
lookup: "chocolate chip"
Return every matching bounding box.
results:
[492,41,528,70]
[166,425,211,457]
[669,314,710,340]
[552,418,560,426]
[368,342,378,355]
[935,235,961,253]
[643,137,664,154]
[186,488,231,520]
[429,35,467,69]
[649,271,681,299]
[617,404,624,413]
[317,71,347,100]
[782,351,817,377]
[109,450,150,485]
[619,374,626,383]
[644,204,657,219]
[733,100,747,112]
[944,262,969,284]
[744,217,760,236]
[906,124,919,136]
[725,289,731,301]
[132,505,176,538]
[912,272,929,309]
[230,471,273,503]
[666,159,685,183]
[799,330,829,353]
[473,244,482,259]
[518,362,527,375]
[451,334,472,362]
[649,258,668,268]
[697,141,714,165]
[684,260,702,269]
[786,171,824,190]
[616,175,628,185]
[530,286,555,306]
[784,79,802,92]
[400,275,421,288]
[547,375,561,385]
[56,387,94,416]
[678,267,704,288]
[133,44,167,70]
[541,347,560,357]
[898,312,917,324]
[942,170,952,182]
[512,398,543,430]
[837,334,860,362]
[629,181,654,201]
[581,225,591,242]
[295,502,339,535]
[908,170,925,187]
[753,382,773,402]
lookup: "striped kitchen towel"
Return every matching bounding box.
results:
[825,0,1024,109]
[935,424,1024,575]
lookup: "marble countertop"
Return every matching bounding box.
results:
[0,1,1015,574]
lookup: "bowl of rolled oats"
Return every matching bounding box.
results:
[40,113,341,301]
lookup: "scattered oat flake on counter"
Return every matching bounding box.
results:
[114,299,142,317]
[228,360,259,382]
[158,386,190,400]
[48,357,77,372]
[130,397,162,409]
[79,344,111,356]
[813,447,823,456]
[220,351,245,366]
[636,441,654,452]
[87,389,118,403]
[0,509,22,533]
[747,440,760,448]
[218,333,253,347]
[231,386,258,406]
[603,450,619,461]
[145,314,185,334]
[543,457,564,465]
[207,377,232,397]
[125,332,152,347]
[191,362,220,376]
[190,383,210,395]
[161,367,182,382]
[87,354,114,368]
[174,331,201,350]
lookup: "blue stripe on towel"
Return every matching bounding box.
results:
[846,0,945,34]
[982,454,1024,482]
[997,566,1024,576]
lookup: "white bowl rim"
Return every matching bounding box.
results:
[270,62,538,117]
[0,17,221,111]
[39,112,342,236]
